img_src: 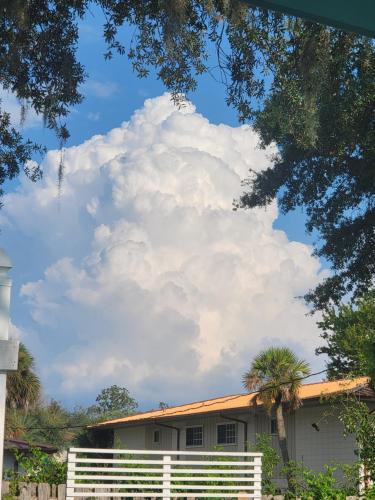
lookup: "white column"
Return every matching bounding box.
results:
[0,249,13,496]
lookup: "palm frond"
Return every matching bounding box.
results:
[243,346,311,412]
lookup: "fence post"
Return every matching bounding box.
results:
[66,452,76,500]
[163,455,171,500]
[253,454,262,500]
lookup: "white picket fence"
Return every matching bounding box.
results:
[66,448,263,499]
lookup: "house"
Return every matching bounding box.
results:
[92,377,375,477]
[3,439,58,476]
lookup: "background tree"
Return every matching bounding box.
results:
[316,291,375,381]
[6,342,41,411]
[243,346,310,491]
[91,384,138,420]
[73,385,138,448]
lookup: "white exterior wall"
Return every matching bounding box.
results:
[114,425,146,449]
[145,425,174,450]
[295,403,356,470]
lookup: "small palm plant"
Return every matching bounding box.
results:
[243,346,310,491]
[6,343,41,411]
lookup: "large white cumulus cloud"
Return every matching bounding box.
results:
[3,95,324,406]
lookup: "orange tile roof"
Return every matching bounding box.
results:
[92,377,370,428]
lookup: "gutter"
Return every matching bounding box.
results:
[219,414,248,452]
[156,422,181,451]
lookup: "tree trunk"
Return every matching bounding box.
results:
[275,399,294,492]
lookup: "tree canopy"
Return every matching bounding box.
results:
[1,1,374,308]
[91,384,138,419]
[316,291,375,381]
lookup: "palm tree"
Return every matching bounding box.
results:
[6,343,41,411]
[243,347,310,490]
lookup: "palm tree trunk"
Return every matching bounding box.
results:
[275,399,289,464]
[275,398,294,492]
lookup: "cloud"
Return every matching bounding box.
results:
[3,94,325,407]
[83,79,119,98]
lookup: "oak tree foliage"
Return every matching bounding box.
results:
[317,291,375,380]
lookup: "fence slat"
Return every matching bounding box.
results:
[57,483,66,500]
[73,466,254,474]
[69,448,261,456]
[38,483,50,500]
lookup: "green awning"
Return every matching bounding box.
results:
[247,0,375,37]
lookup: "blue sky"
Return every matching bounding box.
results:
[1,10,326,410]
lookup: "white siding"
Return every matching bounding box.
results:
[114,425,146,449]
[145,425,173,450]
[295,403,356,470]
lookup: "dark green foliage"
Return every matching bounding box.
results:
[0,111,43,206]
[0,0,86,191]
[339,397,375,484]
[249,433,280,495]
[6,343,41,411]
[93,384,138,419]
[316,291,375,380]
[281,461,359,499]
[238,28,375,310]
[6,399,73,449]
[4,447,67,486]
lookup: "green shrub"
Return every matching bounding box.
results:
[282,461,359,499]
[249,433,280,495]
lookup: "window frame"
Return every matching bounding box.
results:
[185,425,204,448]
[216,422,237,446]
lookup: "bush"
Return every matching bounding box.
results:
[282,461,359,499]
[5,447,66,487]
[248,433,280,495]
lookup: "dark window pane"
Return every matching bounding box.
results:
[217,423,236,444]
[186,426,203,446]
[271,419,277,435]
[153,430,160,443]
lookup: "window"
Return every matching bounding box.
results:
[186,426,203,447]
[270,418,277,435]
[153,430,160,443]
[217,423,236,445]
